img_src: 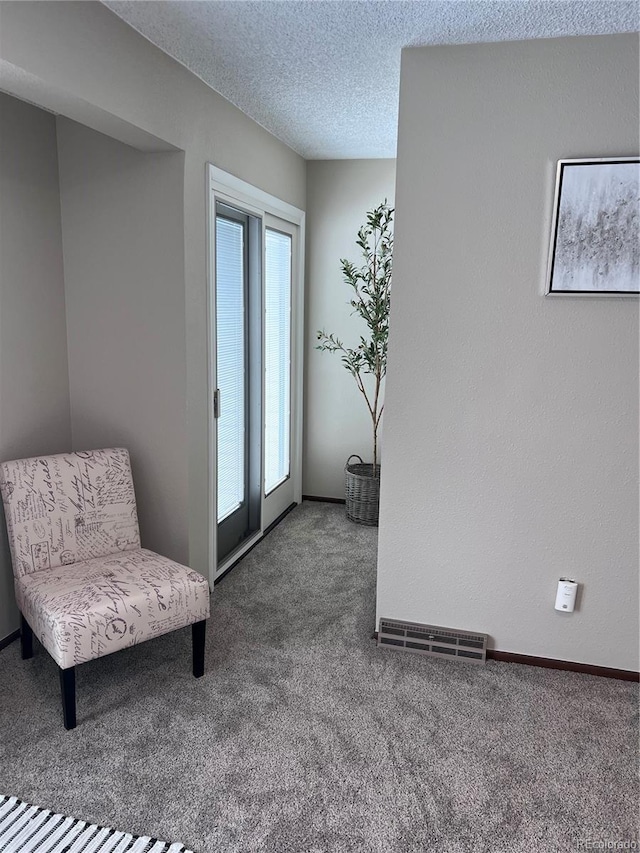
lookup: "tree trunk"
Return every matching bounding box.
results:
[373,417,378,473]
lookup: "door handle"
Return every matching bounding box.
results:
[213,389,221,419]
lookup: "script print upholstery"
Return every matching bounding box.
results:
[0,448,210,669]
[0,448,140,577]
[15,550,210,668]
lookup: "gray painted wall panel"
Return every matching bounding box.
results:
[0,92,71,640]
[304,160,396,498]
[57,119,188,564]
[377,34,639,669]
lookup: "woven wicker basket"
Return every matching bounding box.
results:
[344,455,380,526]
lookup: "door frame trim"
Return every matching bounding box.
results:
[206,164,305,585]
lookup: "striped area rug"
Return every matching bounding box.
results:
[0,796,194,853]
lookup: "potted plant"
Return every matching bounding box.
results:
[316,200,393,526]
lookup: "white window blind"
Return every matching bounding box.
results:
[264,228,291,495]
[216,215,245,522]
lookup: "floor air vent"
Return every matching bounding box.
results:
[378,618,488,665]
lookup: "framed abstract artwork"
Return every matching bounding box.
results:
[545,157,639,296]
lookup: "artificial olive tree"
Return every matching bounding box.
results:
[316,200,393,472]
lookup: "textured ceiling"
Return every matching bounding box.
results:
[104,1,639,159]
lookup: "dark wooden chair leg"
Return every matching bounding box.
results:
[59,666,76,730]
[20,613,33,660]
[192,620,206,678]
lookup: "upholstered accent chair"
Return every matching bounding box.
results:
[0,448,210,729]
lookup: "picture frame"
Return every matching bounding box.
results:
[545,157,639,297]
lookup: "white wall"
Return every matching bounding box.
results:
[377,34,639,670]
[57,119,188,563]
[304,160,396,498]
[0,92,72,640]
[0,1,306,580]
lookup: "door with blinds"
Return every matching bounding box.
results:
[210,169,303,577]
[214,203,261,564]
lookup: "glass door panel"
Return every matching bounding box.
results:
[264,228,291,495]
[216,215,246,522]
[215,203,261,564]
[262,216,296,527]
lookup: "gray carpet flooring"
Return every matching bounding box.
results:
[0,501,637,853]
